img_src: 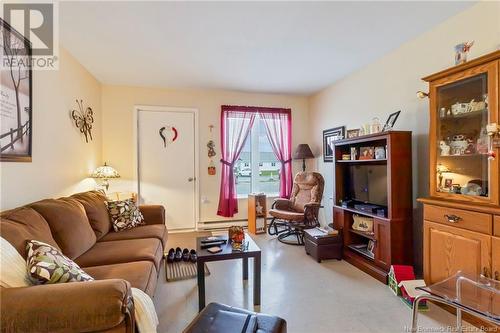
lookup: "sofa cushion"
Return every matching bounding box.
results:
[99,224,167,248]
[71,190,111,240]
[0,207,60,258]
[76,238,163,271]
[84,261,157,297]
[106,199,145,232]
[27,240,94,284]
[30,198,97,259]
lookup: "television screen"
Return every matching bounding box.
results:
[347,165,387,206]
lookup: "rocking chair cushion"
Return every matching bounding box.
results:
[268,209,304,222]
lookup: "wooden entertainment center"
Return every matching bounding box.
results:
[332,131,413,283]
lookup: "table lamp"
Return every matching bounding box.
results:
[293,144,314,172]
[91,162,120,191]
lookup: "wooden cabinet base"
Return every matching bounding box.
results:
[343,249,388,283]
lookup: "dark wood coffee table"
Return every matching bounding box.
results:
[196,233,261,311]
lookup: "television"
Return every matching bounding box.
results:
[347,164,387,207]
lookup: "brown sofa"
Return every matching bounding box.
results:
[0,190,167,333]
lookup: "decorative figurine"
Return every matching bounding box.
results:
[464,139,476,155]
[439,140,451,156]
[370,117,382,134]
[454,41,474,65]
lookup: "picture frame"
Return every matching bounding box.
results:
[382,110,401,132]
[374,146,386,160]
[323,126,345,162]
[359,146,375,160]
[346,129,360,138]
[0,18,33,162]
[444,178,453,188]
[367,240,375,255]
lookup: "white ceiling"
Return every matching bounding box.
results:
[60,1,474,95]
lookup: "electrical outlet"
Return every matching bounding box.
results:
[201,196,209,204]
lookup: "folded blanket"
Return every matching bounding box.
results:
[132,287,159,333]
[0,237,30,287]
[0,236,158,332]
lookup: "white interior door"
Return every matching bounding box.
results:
[137,107,197,230]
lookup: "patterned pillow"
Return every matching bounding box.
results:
[106,199,145,232]
[26,240,94,284]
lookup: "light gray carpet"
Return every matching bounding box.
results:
[155,232,473,333]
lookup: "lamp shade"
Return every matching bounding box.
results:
[293,144,314,160]
[91,163,120,179]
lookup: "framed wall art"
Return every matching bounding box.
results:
[323,126,345,162]
[382,110,401,132]
[0,18,33,162]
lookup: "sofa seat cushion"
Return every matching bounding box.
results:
[0,207,61,259]
[75,238,163,271]
[71,191,111,240]
[84,261,157,297]
[30,198,97,259]
[99,224,167,248]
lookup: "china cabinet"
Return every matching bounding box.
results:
[419,51,500,286]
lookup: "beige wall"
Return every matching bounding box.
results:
[309,2,500,270]
[101,85,310,222]
[0,48,102,210]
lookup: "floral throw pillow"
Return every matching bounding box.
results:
[106,199,145,232]
[26,240,94,284]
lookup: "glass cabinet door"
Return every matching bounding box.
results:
[431,62,498,204]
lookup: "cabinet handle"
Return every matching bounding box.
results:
[444,214,462,223]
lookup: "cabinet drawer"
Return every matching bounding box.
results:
[424,205,492,234]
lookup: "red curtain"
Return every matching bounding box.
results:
[259,109,293,198]
[217,105,292,217]
[217,107,256,217]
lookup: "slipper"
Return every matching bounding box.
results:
[166,248,175,263]
[189,249,197,263]
[182,248,190,262]
[174,247,182,262]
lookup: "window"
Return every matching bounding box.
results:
[235,114,281,197]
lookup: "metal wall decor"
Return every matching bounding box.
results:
[71,99,94,143]
[159,126,178,147]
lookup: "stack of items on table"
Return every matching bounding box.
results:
[388,265,428,311]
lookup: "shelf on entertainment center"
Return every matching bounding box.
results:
[333,205,389,221]
[347,244,374,261]
[349,228,376,241]
[336,159,387,163]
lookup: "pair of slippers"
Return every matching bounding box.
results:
[166,247,197,263]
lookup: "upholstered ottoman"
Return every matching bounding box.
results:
[304,229,342,263]
[183,302,287,333]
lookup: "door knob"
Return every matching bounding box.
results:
[188,177,196,182]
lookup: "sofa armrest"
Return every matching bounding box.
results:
[140,205,165,225]
[0,279,134,333]
[272,198,292,210]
